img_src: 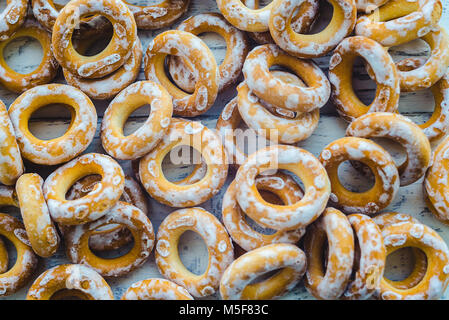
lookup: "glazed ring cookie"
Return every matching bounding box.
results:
[155,207,234,298]
[121,278,194,300]
[168,13,249,93]
[237,79,320,144]
[139,119,228,208]
[220,243,306,300]
[355,0,442,47]
[380,221,449,300]
[0,239,7,274]
[0,0,28,41]
[66,174,147,252]
[43,153,125,225]
[52,0,137,79]
[396,27,449,92]
[0,213,38,297]
[31,0,110,34]
[0,185,18,207]
[346,112,431,186]
[16,173,59,258]
[397,58,449,142]
[222,174,306,252]
[65,201,155,278]
[243,0,319,45]
[216,0,276,32]
[124,0,189,30]
[215,97,247,166]
[304,207,355,300]
[144,30,219,117]
[26,264,114,300]
[101,81,173,160]
[0,99,23,186]
[328,36,400,122]
[319,137,400,215]
[269,0,357,58]
[243,44,330,113]
[373,212,428,291]
[343,214,386,300]
[424,136,449,224]
[8,84,97,165]
[235,145,330,231]
[64,39,143,100]
[0,21,59,93]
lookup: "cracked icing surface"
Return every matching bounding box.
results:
[0,0,27,41]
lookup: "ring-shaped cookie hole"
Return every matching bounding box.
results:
[32,0,112,34]
[0,213,38,297]
[43,153,125,225]
[26,264,114,300]
[28,103,74,141]
[346,113,431,186]
[161,145,207,184]
[16,173,60,258]
[380,222,449,300]
[355,0,442,47]
[139,119,228,207]
[144,30,219,117]
[65,201,155,277]
[219,243,307,300]
[65,174,147,252]
[320,137,400,215]
[328,36,400,122]
[243,44,330,113]
[52,0,137,79]
[0,0,27,41]
[235,145,330,231]
[167,13,249,93]
[177,230,209,275]
[394,27,449,92]
[0,21,58,93]
[121,278,194,300]
[269,0,356,58]
[304,208,355,300]
[155,208,234,298]
[395,57,449,143]
[123,0,190,30]
[8,84,97,165]
[101,81,173,160]
[244,0,319,45]
[337,160,375,193]
[222,173,306,252]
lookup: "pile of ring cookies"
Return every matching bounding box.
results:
[0,0,448,300]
